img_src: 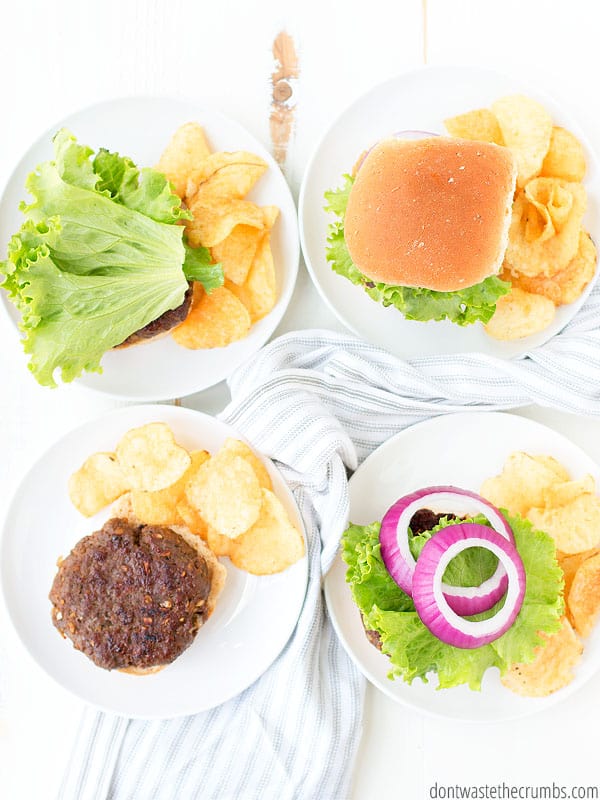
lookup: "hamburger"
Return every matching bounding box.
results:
[49,514,226,673]
[325,135,518,326]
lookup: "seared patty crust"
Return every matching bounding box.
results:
[114,283,193,348]
[49,517,212,671]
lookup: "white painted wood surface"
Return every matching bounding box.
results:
[1,1,600,797]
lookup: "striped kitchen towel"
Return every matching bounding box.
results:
[59,281,600,800]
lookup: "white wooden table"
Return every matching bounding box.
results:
[1,1,600,797]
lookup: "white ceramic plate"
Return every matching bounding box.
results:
[0,404,308,718]
[324,411,600,722]
[299,66,600,359]
[0,97,299,400]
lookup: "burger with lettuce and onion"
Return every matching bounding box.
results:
[325,135,517,326]
[342,485,564,690]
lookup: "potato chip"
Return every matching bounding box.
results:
[541,126,586,183]
[185,199,265,249]
[116,423,191,491]
[542,474,595,508]
[226,232,277,322]
[156,122,211,198]
[172,284,251,349]
[175,498,209,538]
[261,205,280,229]
[205,525,235,557]
[186,452,262,538]
[559,549,600,602]
[444,109,504,145]
[68,452,129,517]
[484,287,555,340]
[210,225,261,285]
[505,180,586,277]
[480,451,564,517]
[229,489,305,575]
[553,231,597,305]
[502,266,562,306]
[130,450,210,526]
[568,552,600,636]
[501,617,582,696]
[491,95,552,187]
[185,151,267,205]
[219,438,272,491]
[528,493,600,554]
[531,455,570,481]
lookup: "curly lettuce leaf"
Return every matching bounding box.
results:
[325,175,510,326]
[1,129,224,386]
[341,512,563,690]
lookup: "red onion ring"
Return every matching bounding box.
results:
[412,523,526,649]
[379,486,514,615]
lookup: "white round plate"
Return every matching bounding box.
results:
[0,404,308,718]
[324,411,600,722]
[0,97,299,400]
[299,66,600,359]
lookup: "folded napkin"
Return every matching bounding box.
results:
[59,281,600,800]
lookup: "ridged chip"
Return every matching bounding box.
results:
[501,617,582,696]
[116,423,191,491]
[68,452,129,517]
[185,151,267,205]
[186,452,262,539]
[229,489,305,574]
[185,199,265,248]
[210,225,262,285]
[226,231,277,322]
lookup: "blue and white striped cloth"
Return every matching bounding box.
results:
[59,280,600,800]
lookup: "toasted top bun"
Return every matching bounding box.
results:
[344,137,517,292]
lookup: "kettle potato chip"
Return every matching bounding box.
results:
[156,122,211,198]
[172,284,251,349]
[68,452,129,517]
[185,151,267,204]
[491,95,552,187]
[484,287,555,340]
[541,126,586,183]
[480,451,563,517]
[229,489,305,575]
[528,493,600,554]
[444,108,504,145]
[116,423,191,492]
[500,617,582,697]
[568,552,600,637]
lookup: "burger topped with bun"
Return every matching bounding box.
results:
[325,134,517,326]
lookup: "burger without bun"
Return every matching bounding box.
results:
[325,135,518,326]
[50,509,226,674]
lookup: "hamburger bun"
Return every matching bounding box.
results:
[344,137,517,292]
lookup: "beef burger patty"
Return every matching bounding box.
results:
[50,517,212,671]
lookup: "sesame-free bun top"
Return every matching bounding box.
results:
[344,137,517,292]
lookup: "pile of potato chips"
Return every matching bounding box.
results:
[480,451,600,695]
[68,422,305,575]
[156,123,279,348]
[446,95,596,341]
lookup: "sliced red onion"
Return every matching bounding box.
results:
[379,486,514,615]
[412,523,526,649]
[355,130,440,172]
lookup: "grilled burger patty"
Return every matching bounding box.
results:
[49,518,212,671]
[114,283,194,349]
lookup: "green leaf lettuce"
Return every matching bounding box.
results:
[1,129,224,387]
[341,512,563,690]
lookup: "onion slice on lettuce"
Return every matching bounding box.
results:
[0,129,223,387]
[412,523,526,649]
[379,486,513,615]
